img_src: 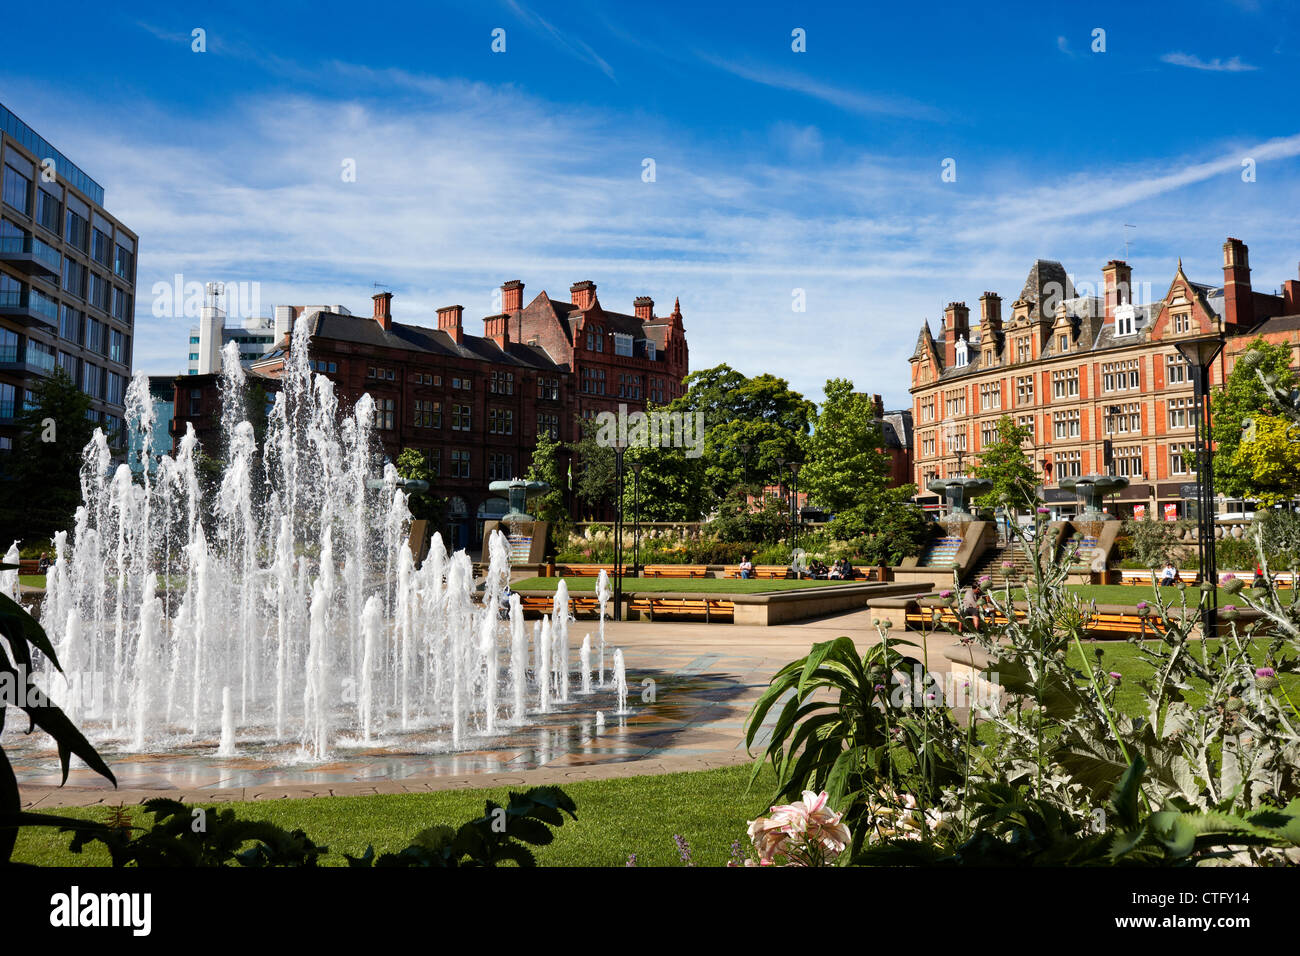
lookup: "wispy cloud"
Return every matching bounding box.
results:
[1161,52,1258,72]
[13,58,1297,408]
[504,0,616,81]
[699,54,944,121]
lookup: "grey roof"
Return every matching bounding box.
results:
[881,409,913,451]
[1016,260,1075,319]
[272,311,566,370]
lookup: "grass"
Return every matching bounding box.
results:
[11,763,777,868]
[961,582,1239,607]
[513,576,842,593]
[19,575,44,587]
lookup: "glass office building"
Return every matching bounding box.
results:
[0,102,137,453]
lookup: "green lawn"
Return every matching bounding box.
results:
[12,763,777,868]
[514,576,843,594]
[984,583,1240,607]
[19,575,44,587]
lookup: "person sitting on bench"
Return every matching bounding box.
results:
[738,556,754,579]
[1159,562,1178,586]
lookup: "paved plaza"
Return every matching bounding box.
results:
[14,609,964,810]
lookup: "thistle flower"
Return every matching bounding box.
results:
[1255,666,1279,691]
[1001,560,1014,570]
[673,834,694,866]
[1109,671,1122,683]
[978,575,992,588]
[1037,507,1050,514]
[1221,574,1246,594]
[1221,605,1240,621]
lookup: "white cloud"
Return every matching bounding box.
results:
[9,63,1297,409]
[1160,52,1258,72]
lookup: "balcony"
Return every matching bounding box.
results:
[0,344,56,377]
[0,235,61,279]
[0,289,59,329]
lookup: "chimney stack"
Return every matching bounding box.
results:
[502,279,524,313]
[1223,238,1254,328]
[1101,260,1131,325]
[1283,263,1300,315]
[484,314,509,349]
[943,301,969,367]
[570,280,597,310]
[634,296,654,320]
[979,291,1002,335]
[436,304,464,345]
[372,291,393,332]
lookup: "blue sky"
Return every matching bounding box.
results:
[2,0,1298,407]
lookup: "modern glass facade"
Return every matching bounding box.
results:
[0,101,136,455]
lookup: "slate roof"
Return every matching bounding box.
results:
[261,310,566,370]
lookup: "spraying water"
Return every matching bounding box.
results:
[22,331,579,761]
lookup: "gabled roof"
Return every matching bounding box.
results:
[1016,260,1074,319]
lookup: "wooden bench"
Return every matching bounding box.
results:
[17,559,41,575]
[554,564,626,577]
[725,565,794,580]
[1083,611,1170,638]
[518,594,603,617]
[628,596,734,622]
[642,565,708,579]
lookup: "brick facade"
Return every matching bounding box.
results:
[169,280,690,548]
[909,238,1300,517]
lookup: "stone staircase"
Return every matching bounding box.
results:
[920,535,964,568]
[965,541,1034,584]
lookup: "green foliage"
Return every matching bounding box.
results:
[523,430,569,525]
[619,430,710,523]
[0,568,116,864]
[1253,509,1300,569]
[799,378,890,516]
[745,633,975,859]
[705,492,789,544]
[345,786,577,867]
[570,417,616,514]
[1212,338,1299,503]
[63,798,327,867]
[0,369,96,544]
[855,500,937,566]
[677,364,814,504]
[394,448,446,525]
[1126,516,1180,570]
[971,415,1036,511]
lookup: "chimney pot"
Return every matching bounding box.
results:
[634,295,654,320]
[570,280,597,310]
[436,304,464,345]
[1101,260,1131,324]
[502,279,524,313]
[1222,238,1254,327]
[372,291,393,331]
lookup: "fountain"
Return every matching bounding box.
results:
[926,477,993,526]
[1060,474,1129,523]
[16,330,621,764]
[485,478,551,564]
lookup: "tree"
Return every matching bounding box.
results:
[395,448,445,525]
[569,416,616,516]
[1228,416,1300,507]
[676,364,814,503]
[971,415,1036,510]
[0,369,96,545]
[1212,338,1298,503]
[799,379,894,517]
[523,430,568,524]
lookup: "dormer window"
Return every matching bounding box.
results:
[955,336,969,368]
[645,341,655,361]
[1115,303,1137,337]
[1058,335,1068,352]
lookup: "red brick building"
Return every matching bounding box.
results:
[909,238,1300,518]
[169,279,690,548]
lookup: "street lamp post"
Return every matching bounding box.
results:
[1175,334,1226,637]
[631,459,643,577]
[612,439,627,621]
[788,461,802,552]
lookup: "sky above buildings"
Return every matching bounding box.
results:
[2,0,1297,407]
